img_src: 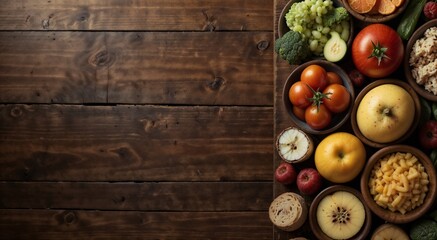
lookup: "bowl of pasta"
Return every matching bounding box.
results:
[360,145,436,224]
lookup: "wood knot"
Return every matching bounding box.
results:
[78,13,89,22]
[206,77,225,91]
[63,211,77,224]
[113,196,126,204]
[89,50,115,67]
[257,40,270,51]
[41,14,54,30]
[202,10,217,31]
[10,106,23,118]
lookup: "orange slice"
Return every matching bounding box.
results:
[390,0,404,7]
[348,0,377,14]
[376,0,396,15]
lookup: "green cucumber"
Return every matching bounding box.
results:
[430,149,437,169]
[419,97,432,125]
[396,0,427,40]
[323,32,347,62]
[432,102,437,120]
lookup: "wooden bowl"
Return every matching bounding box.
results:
[360,145,437,224]
[283,60,355,135]
[278,0,354,52]
[342,0,409,23]
[309,185,372,240]
[403,19,437,102]
[350,79,421,148]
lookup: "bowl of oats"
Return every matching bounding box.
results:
[404,19,437,102]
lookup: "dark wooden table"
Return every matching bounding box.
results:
[0,1,276,239]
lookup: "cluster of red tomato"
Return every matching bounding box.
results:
[289,64,351,130]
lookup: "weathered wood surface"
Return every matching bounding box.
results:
[0,0,272,31]
[0,0,275,239]
[0,182,271,211]
[0,104,273,181]
[0,31,273,105]
[273,0,317,239]
[0,210,272,240]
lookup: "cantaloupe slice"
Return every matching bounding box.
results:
[348,0,377,14]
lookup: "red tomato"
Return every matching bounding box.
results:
[292,105,306,121]
[289,81,313,109]
[322,84,351,113]
[300,65,328,91]
[351,24,404,78]
[305,104,332,130]
[326,72,342,85]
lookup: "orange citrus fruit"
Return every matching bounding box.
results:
[348,0,377,14]
[377,0,396,15]
[390,0,404,7]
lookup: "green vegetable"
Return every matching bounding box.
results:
[419,97,432,125]
[323,7,349,27]
[323,32,347,62]
[430,149,437,169]
[432,102,437,120]
[397,0,427,40]
[430,209,437,222]
[275,30,311,65]
[410,219,437,240]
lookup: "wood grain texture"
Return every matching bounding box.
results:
[274,0,313,239]
[0,0,272,31]
[0,182,271,211]
[0,31,273,105]
[0,209,272,240]
[0,0,276,238]
[0,104,273,181]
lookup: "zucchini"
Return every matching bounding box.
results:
[396,0,427,40]
[419,97,432,125]
[433,102,437,120]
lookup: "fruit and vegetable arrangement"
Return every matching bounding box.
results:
[272,0,437,239]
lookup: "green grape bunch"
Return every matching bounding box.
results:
[285,0,350,56]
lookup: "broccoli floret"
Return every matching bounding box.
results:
[323,7,349,27]
[274,30,310,65]
[410,219,437,240]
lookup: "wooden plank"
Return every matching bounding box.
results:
[0,104,273,181]
[0,31,108,103]
[106,31,273,105]
[0,0,272,31]
[0,31,273,105]
[0,182,272,211]
[0,210,272,240]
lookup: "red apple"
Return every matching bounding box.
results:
[274,162,297,185]
[297,168,322,195]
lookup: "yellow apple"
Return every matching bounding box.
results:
[315,132,366,183]
[356,84,415,143]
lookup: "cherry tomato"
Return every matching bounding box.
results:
[300,65,328,91]
[305,104,332,130]
[326,72,342,85]
[289,81,313,109]
[322,84,351,113]
[292,105,306,121]
[351,24,404,78]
